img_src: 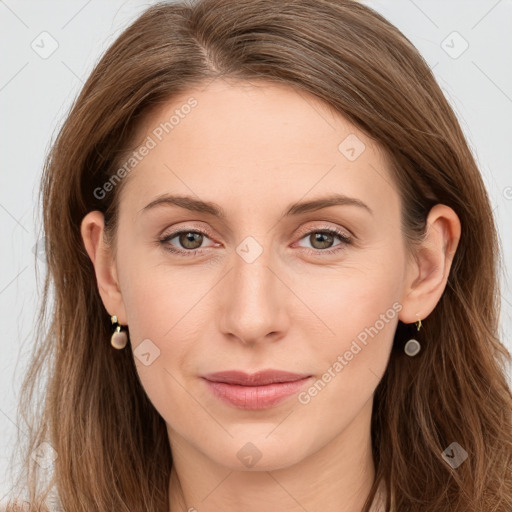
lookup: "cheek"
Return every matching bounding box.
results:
[116,244,222,391]
[119,261,211,357]
[293,247,405,409]
[298,245,405,346]
[117,261,213,427]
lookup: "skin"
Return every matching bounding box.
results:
[81,78,460,512]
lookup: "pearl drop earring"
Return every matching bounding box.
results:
[110,315,128,349]
[404,319,422,357]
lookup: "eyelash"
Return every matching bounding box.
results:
[158,226,352,257]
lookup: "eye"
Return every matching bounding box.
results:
[159,229,217,255]
[158,226,352,257]
[295,228,352,255]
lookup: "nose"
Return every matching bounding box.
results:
[218,242,289,347]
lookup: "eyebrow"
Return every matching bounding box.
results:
[139,193,373,218]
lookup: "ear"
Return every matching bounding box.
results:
[80,211,127,324]
[399,204,461,324]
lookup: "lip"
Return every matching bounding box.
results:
[202,369,311,386]
[201,370,313,409]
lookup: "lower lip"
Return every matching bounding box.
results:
[202,377,312,409]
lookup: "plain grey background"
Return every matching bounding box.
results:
[1,0,511,502]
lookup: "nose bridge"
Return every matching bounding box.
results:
[218,235,287,344]
[234,243,274,303]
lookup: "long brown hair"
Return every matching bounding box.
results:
[5,0,511,510]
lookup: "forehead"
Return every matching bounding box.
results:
[119,78,399,221]
[138,78,360,155]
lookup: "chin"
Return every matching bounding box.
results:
[204,431,312,472]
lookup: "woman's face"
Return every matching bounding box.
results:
[97,79,416,470]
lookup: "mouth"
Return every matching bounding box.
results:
[201,369,313,409]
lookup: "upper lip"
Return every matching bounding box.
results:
[202,370,311,386]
